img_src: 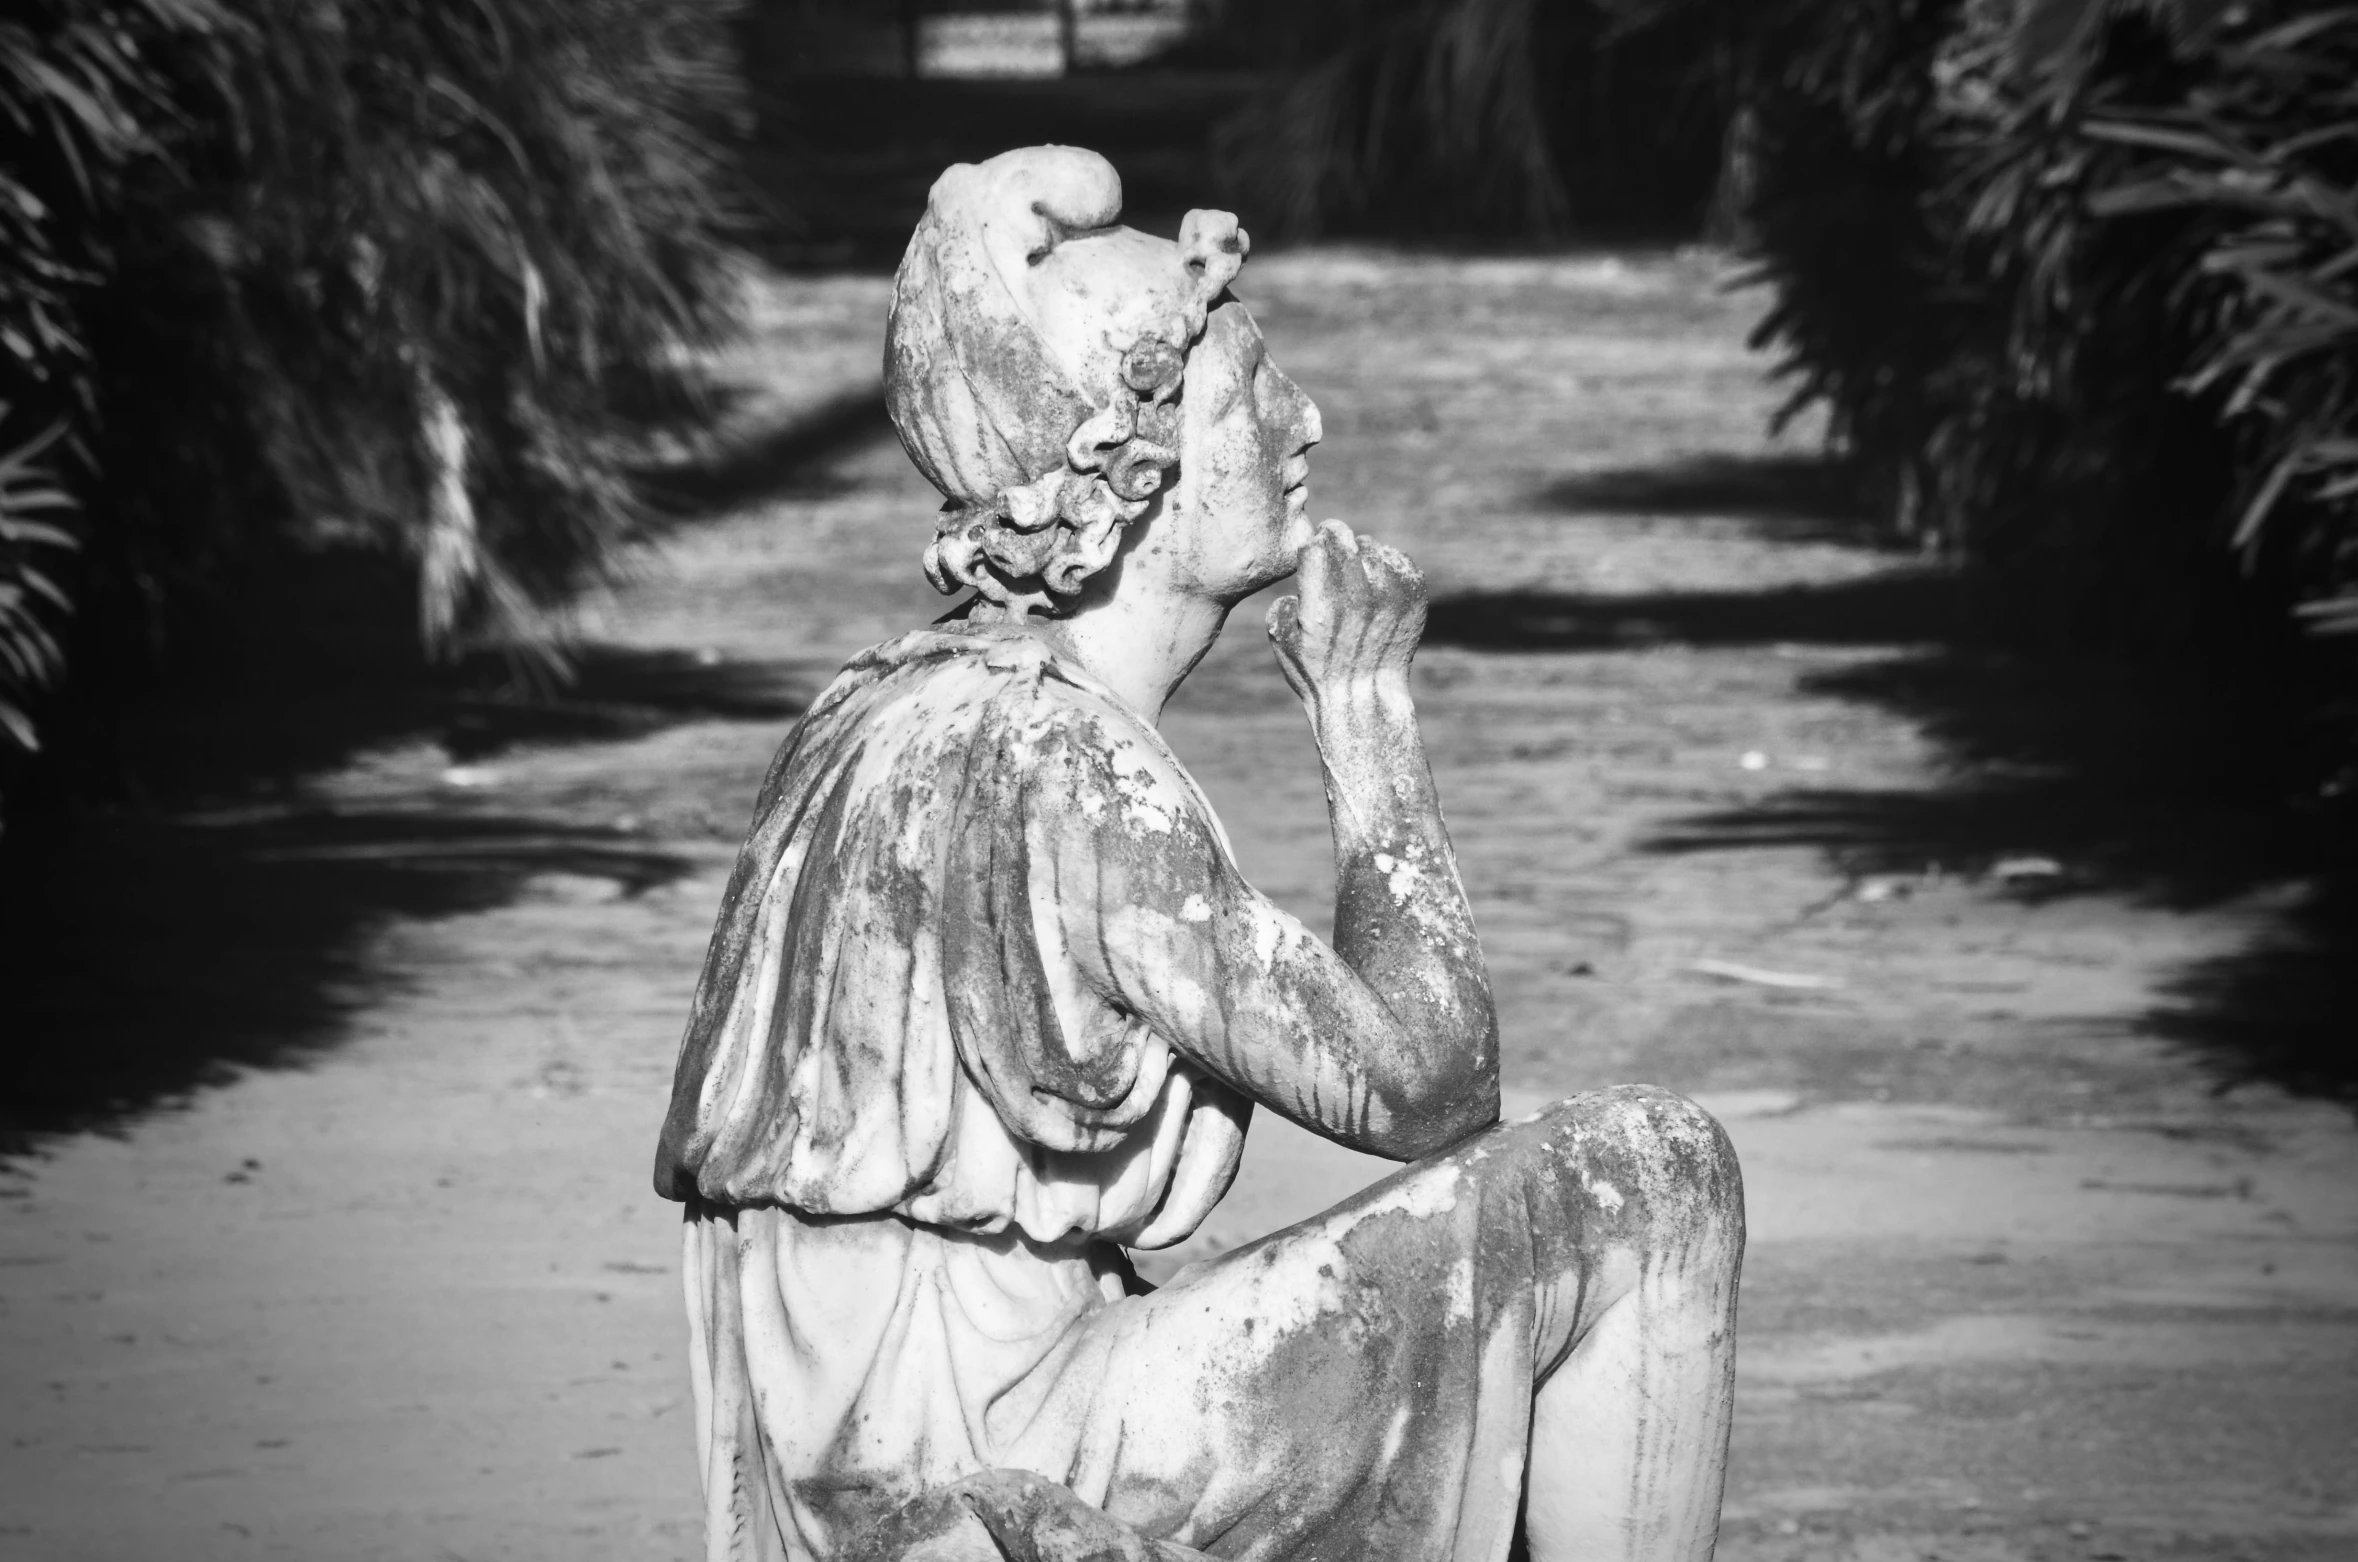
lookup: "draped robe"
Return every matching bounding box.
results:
[654,622,1738,1562]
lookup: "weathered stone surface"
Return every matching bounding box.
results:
[658,145,1745,1562]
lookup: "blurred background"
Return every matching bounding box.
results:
[1,3,2354,1560]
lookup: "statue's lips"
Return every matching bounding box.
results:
[1282,458,1310,510]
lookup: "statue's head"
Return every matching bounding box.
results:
[887,145,1319,617]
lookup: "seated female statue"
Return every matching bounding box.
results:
[654,145,1744,1562]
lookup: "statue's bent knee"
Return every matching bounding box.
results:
[1527,1084,1745,1255]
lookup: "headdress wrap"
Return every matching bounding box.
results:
[885,145,1248,612]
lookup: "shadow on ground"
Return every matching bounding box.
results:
[119,644,810,800]
[639,387,892,516]
[0,644,807,1155]
[0,372,857,1155]
[1425,573,1957,651]
[1533,451,1887,547]
[0,808,688,1154]
[1425,476,2358,1103]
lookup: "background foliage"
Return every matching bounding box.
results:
[1734,0,2358,659]
[1201,0,1734,239]
[11,0,2356,806]
[0,0,743,793]
[1230,0,2358,784]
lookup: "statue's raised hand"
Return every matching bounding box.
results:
[1266,519,1428,705]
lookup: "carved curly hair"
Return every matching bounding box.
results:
[887,153,1249,618]
[921,330,1191,613]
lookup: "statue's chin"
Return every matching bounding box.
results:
[1277,499,1316,563]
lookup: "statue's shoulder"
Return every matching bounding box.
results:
[782,624,1036,734]
[815,625,1211,835]
[766,625,1132,793]
[809,624,1138,739]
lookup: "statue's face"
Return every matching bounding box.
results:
[1158,299,1322,604]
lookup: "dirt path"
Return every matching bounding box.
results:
[3,253,2353,1562]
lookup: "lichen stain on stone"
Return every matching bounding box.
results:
[1377,1402,1413,1465]
[1052,708,1189,841]
[1367,849,1427,905]
[1244,901,1287,969]
[1443,1256,1475,1325]
[1113,767,1177,835]
[1549,1087,1743,1246]
[1339,1163,1462,1229]
[1194,1242,1354,1375]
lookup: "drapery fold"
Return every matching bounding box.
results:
[655,624,1248,1250]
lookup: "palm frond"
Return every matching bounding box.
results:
[1733,0,2358,723]
[0,407,81,753]
[1,0,749,764]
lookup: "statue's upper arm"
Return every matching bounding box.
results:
[1021,698,1415,1134]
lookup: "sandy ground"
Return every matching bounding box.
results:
[3,252,2354,1562]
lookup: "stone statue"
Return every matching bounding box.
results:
[654,145,1744,1562]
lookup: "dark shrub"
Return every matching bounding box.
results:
[0,0,745,779]
[1737,0,2356,659]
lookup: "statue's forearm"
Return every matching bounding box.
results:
[1308,674,1500,1125]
